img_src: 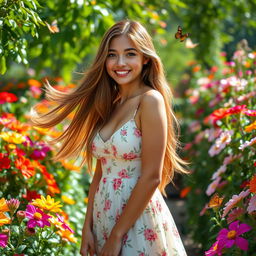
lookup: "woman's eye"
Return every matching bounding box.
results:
[107,53,115,57]
[127,52,136,56]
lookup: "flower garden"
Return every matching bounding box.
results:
[0,80,91,255]
[179,48,256,255]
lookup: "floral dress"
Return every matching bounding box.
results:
[91,104,187,256]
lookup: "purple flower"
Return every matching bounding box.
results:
[25,204,51,228]
[217,220,251,251]
[0,233,8,248]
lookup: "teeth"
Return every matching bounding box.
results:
[116,71,129,75]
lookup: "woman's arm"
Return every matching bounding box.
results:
[82,158,102,231]
[100,91,167,255]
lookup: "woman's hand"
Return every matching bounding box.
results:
[80,228,97,256]
[99,232,122,256]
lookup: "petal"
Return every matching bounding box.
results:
[218,228,228,237]
[26,204,36,214]
[27,219,36,228]
[235,237,249,251]
[229,220,239,231]
[226,239,235,248]
[237,223,252,235]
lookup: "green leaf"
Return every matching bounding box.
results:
[16,245,27,253]
[0,55,6,74]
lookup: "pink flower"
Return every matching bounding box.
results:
[144,228,157,241]
[211,165,227,180]
[118,169,130,179]
[247,194,256,214]
[243,108,256,116]
[103,148,110,154]
[156,200,162,212]
[206,177,221,196]
[100,157,107,165]
[56,213,74,233]
[239,137,256,150]
[205,240,224,256]
[120,128,127,136]
[115,209,120,223]
[113,178,122,191]
[222,189,250,217]
[112,145,117,157]
[123,152,137,160]
[122,233,128,245]
[25,204,51,228]
[133,128,142,137]
[91,142,96,151]
[217,221,251,251]
[102,177,107,184]
[227,208,245,224]
[0,233,8,248]
[103,200,111,211]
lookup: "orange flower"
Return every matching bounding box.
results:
[244,121,256,132]
[0,198,10,212]
[249,175,256,193]
[57,229,77,243]
[27,79,42,88]
[0,212,11,226]
[192,65,201,72]
[60,160,80,172]
[180,186,191,198]
[61,195,75,205]
[15,156,35,178]
[7,120,31,135]
[32,161,60,195]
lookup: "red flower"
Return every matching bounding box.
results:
[226,105,247,115]
[144,228,157,241]
[0,153,11,171]
[0,92,18,104]
[103,199,111,211]
[123,152,137,160]
[22,190,41,202]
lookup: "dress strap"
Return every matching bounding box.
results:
[132,102,141,119]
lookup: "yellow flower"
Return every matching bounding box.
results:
[0,198,10,212]
[31,195,62,213]
[84,197,89,204]
[245,121,256,132]
[61,195,75,205]
[0,131,26,144]
[57,229,77,243]
[0,212,11,226]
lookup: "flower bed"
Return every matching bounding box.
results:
[179,48,256,255]
[0,78,90,255]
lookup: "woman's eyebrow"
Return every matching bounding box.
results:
[108,48,138,52]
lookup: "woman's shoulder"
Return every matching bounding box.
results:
[140,89,164,108]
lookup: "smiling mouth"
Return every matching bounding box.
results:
[115,70,130,76]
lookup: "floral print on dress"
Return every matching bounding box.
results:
[91,109,187,255]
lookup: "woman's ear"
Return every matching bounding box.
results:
[143,57,149,65]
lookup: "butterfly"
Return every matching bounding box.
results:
[46,20,60,33]
[208,193,224,208]
[175,25,189,42]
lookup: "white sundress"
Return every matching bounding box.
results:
[91,103,187,256]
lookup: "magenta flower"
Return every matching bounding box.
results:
[217,221,251,251]
[205,240,224,256]
[56,213,74,233]
[0,233,8,248]
[25,204,51,228]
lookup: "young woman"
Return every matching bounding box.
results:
[31,20,189,256]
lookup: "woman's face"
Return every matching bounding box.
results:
[105,35,147,87]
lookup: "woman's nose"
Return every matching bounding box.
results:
[117,55,125,66]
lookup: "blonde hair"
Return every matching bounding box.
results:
[30,20,189,196]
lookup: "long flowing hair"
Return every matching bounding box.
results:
[30,20,189,196]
